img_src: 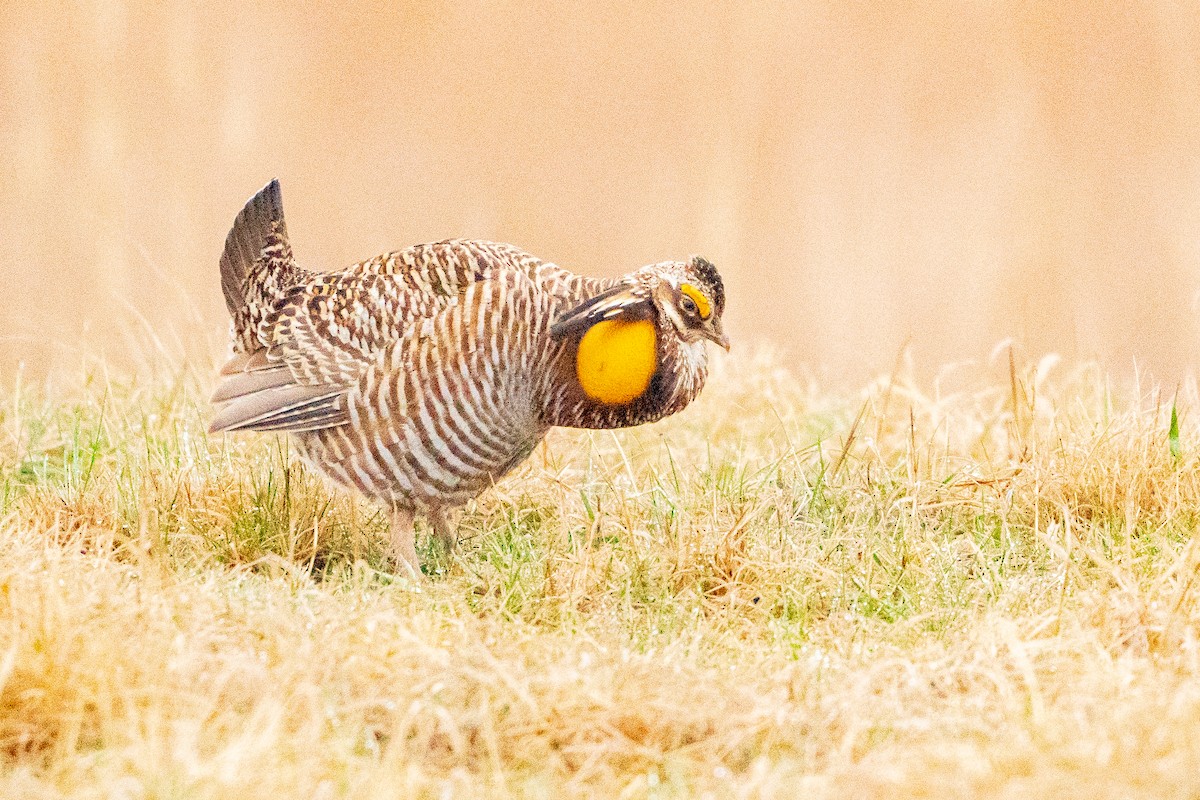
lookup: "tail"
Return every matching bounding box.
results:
[220,179,307,351]
[221,178,289,315]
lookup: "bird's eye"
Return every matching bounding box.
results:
[680,295,698,316]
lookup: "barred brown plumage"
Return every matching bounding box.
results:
[210,180,730,574]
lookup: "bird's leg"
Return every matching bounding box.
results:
[388,506,421,577]
[429,507,456,554]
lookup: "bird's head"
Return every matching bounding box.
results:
[650,256,729,352]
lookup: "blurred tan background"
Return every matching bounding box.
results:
[4,1,1200,384]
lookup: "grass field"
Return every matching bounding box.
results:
[2,349,1199,798]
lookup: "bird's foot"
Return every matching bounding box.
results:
[388,507,423,579]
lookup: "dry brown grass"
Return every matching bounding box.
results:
[1,350,1199,797]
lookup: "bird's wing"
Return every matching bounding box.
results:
[209,249,539,435]
[210,270,435,433]
[209,347,348,433]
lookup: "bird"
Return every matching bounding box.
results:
[209,179,729,575]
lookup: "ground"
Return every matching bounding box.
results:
[1,350,1199,798]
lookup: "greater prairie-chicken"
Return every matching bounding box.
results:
[210,180,729,574]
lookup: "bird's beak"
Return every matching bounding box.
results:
[704,321,731,352]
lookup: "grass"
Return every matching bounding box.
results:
[2,349,1200,797]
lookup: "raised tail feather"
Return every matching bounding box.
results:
[220,178,288,316]
[211,181,349,435]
